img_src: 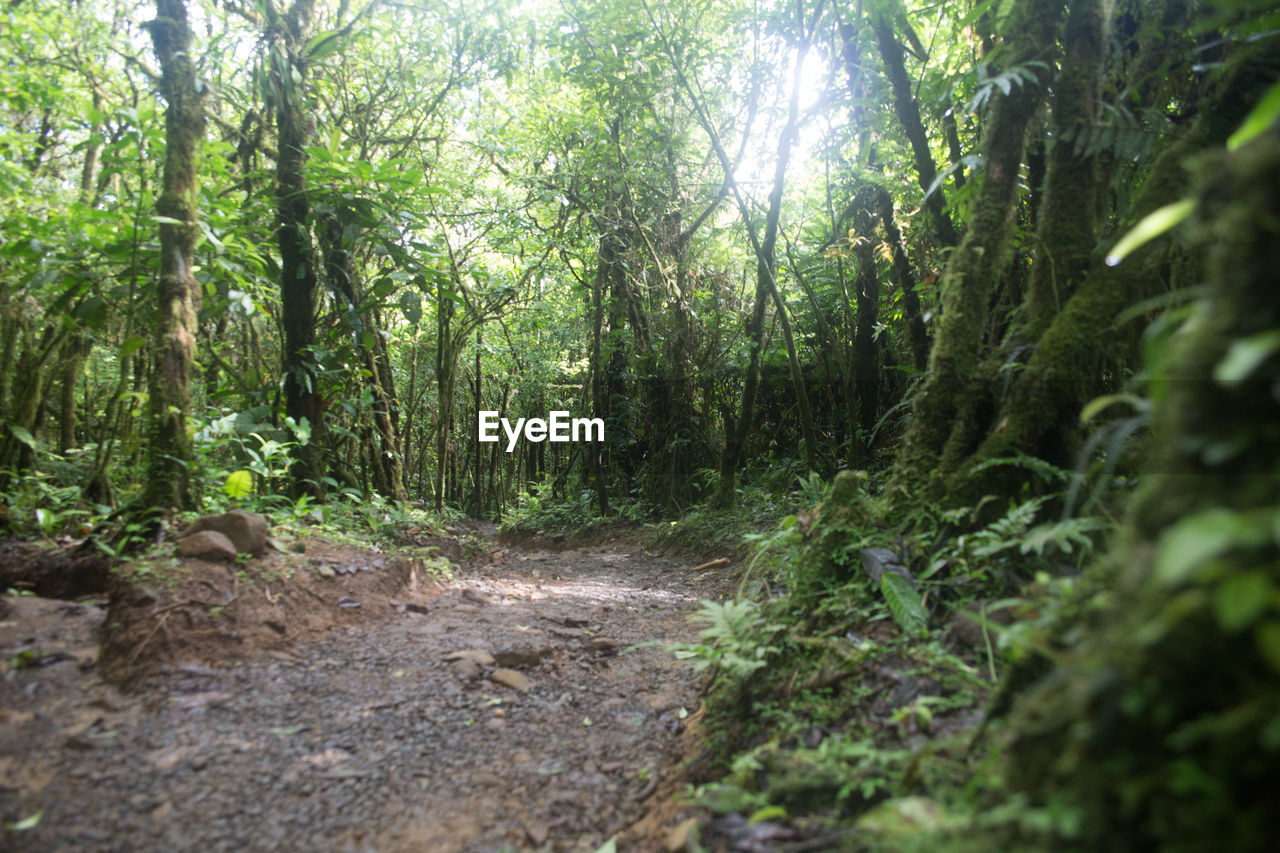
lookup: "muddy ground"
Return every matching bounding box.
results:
[0,528,736,852]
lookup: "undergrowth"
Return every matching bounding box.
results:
[667,460,1121,851]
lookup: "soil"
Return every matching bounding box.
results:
[0,525,737,852]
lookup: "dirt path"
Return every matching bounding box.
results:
[1,538,722,852]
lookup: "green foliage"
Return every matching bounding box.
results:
[880,572,928,637]
[670,599,784,679]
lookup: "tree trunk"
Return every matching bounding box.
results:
[851,193,880,464]
[890,0,1066,494]
[963,50,1278,485]
[319,212,407,501]
[1006,119,1280,853]
[875,186,929,372]
[867,12,958,248]
[269,0,326,498]
[141,0,206,512]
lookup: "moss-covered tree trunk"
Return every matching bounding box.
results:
[1006,121,1280,853]
[141,0,205,511]
[963,50,1278,485]
[269,0,326,498]
[889,0,1065,495]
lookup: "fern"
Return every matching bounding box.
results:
[1020,517,1109,558]
[670,599,783,678]
[971,451,1069,485]
[881,572,928,638]
[966,60,1050,114]
[972,496,1048,557]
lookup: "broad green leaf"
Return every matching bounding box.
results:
[305,30,347,62]
[400,290,422,325]
[1228,79,1280,151]
[224,469,253,500]
[1105,199,1195,267]
[1214,330,1280,387]
[119,334,146,360]
[286,416,312,445]
[1155,509,1271,585]
[1213,571,1272,632]
[881,572,928,638]
[73,295,109,329]
[9,424,37,450]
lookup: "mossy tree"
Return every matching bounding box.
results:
[1003,121,1280,853]
[142,0,206,511]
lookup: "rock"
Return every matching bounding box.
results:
[181,510,269,556]
[491,668,533,691]
[524,819,549,845]
[493,645,550,668]
[860,547,916,589]
[443,649,495,666]
[450,658,482,681]
[175,530,238,562]
[665,817,699,852]
[587,637,619,656]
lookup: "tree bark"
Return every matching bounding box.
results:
[964,49,1278,485]
[1007,118,1280,853]
[141,0,206,511]
[875,186,929,372]
[890,0,1066,495]
[268,0,326,497]
[319,212,407,501]
[866,12,958,248]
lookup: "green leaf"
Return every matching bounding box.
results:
[7,811,42,831]
[1155,509,1271,585]
[1213,571,1272,632]
[1255,622,1280,674]
[73,295,109,329]
[1228,79,1280,151]
[400,290,422,325]
[304,30,347,62]
[8,424,37,451]
[1105,199,1195,267]
[1080,392,1149,423]
[119,334,146,360]
[1214,330,1280,387]
[224,469,253,500]
[591,838,617,853]
[881,572,928,638]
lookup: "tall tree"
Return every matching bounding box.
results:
[266,0,327,497]
[141,0,206,510]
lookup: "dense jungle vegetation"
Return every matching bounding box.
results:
[2,0,1279,847]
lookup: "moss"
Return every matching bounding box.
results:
[963,47,1280,489]
[891,0,1068,493]
[1002,116,1280,853]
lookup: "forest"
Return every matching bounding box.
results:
[1,0,1279,850]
